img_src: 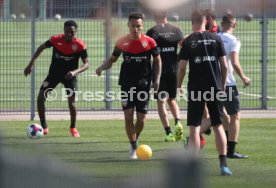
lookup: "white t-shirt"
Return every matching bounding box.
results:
[217,32,241,86]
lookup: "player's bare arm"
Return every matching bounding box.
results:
[230,51,251,88]
[178,39,184,47]
[96,55,118,76]
[152,55,162,92]
[65,57,89,80]
[24,43,47,76]
[177,59,187,93]
[219,56,228,91]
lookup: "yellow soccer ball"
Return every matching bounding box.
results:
[136,144,152,160]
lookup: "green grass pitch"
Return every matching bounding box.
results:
[0,118,276,188]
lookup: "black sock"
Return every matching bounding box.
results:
[40,118,47,129]
[227,141,237,155]
[70,122,76,128]
[175,118,180,125]
[130,141,137,150]
[225,130,229,141]
[165,127,172,135]
[219,155,227,167]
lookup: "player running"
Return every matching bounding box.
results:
[177,10,232,176]
[24,20,89,137]
[146,11,184,142]
[96,12,161,159]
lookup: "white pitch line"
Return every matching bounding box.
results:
[89,74,276,100]
[0,98,30,101]
[88,75,276,100]
[239,92,276,99]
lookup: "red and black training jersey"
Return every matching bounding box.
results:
[112,34,159,88]
[44,34,88,77]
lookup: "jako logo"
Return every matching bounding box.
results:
[194,56,216,64]
[162,47,175,52]
[203,56,216,61]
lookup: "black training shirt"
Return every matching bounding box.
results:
[146,23,183,73]
[179,31,226,91]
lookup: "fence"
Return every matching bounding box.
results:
[0,0,275,118]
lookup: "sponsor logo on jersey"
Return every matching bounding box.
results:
[42,81,49,88]
[57,42,63,46]
[157,47,161,53]
[159,32,175,38]
[194,56,216,64]
[72,44,78,51]
[124,56,147,63]
[123,42,129,46]
[191,41,198,48]
[194,56,202,64]
[125,56,131,63]
[223,39,229,44]
[142,41,148,48]
[198,39,216,45]
[55,52,75,61]
[161,47,175,52]
[55,52,60,58]
[131,56,147,62]
[203,56,216,61]
[152,33,158,39]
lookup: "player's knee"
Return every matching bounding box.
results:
[167,98,176,104]
[137,118,145,125]
[157,99,166,107]
[125,116,134,124]
[230,113,240,121]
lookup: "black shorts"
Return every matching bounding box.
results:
[40,75,77,96]
[223,86,240,115]
[121,86,150,114]
[187,90,223,126]
[154,72,177,100]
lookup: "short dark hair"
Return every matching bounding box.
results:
[191,10,205,25]
[222,12,236,27]
[64,20,78,28]
[154,10,167,20]
[204,9,216,20]
[128,12,144,21]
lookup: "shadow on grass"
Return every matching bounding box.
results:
[66,157,166,163]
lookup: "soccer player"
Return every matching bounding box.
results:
[96,12,161,159]
[177,10,232,175]
[146,11,184,142]
[199,9,225,147]
[205,9,222,33]
[24,20,89,137]
[217,13,251,158]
